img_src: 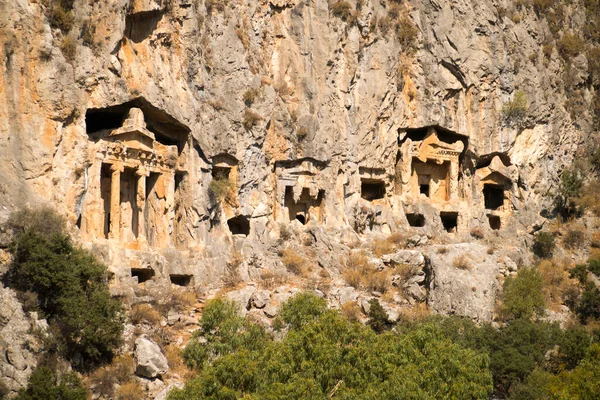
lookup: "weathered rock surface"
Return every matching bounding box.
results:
[425,244,510,322]
[0,286,39,396]
[134,337,169,379]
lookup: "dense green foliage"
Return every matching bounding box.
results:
[4,208,123,369]
[16,366,86,400]
[173,292,600,400]
[532,231,556,258]
[502,266,545,320]
[173,294,493,399]
[568,258,600,323]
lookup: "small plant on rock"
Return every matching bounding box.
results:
[532,231,555,259]
[501,90,528,126]
[242,88,259,107]
[281,248,306,275]
[242,109,262,130]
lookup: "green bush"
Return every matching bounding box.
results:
[563,229,585,249]
[47,0,76,33]
[279,292,327,329]
[5,208,123,369]
[172,294,493,399]
[501,90,528,126]
[532,231,555,259]
[554,166,584,220]
[367,298,389,333]
[182,298,268,370]
[502,267,545,320]
[16,366,87,400]
[575,282,600,323]
[208,177,236,204]
[557,33,585,60]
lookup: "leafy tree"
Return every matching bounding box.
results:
[502,267,545,320]
[16,366,87,400]
[545,344,600,399]
[172,293,493,400]
[279,292,327,329]
[182,298,269,370]
[576,282,600,323]
[4,207,123,369]
[553,167,584,220]
[532,232,555,259]
[366,298,389,333]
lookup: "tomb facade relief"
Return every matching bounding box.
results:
[398,127,464,203]
[274,159,326,225]
[82,107,189,250]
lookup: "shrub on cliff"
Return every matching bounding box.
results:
[5,207,123,369]
[532,231,555,259]
[172,293,493,399]
[16,366,87,400]
[501,90,528,126]
[501,266,545,320]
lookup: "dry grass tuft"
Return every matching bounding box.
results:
[281,248,306,275]
[538,258,578,311]
[343,251,391,293]
[371,238,395,257]
[131,303,161,325]
[341,301,362,322]
[470,228,484,239]
[258,269,287,289]
[453,255,473,270]
[115,380,144,400]
[399,303,430,322]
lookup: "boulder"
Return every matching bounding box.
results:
[134,338,169,379]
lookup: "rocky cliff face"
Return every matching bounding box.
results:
[0,0,597,377]
[1,0,598,396]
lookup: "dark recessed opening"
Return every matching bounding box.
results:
[361,179,386,201]
[295,214,306,224]
[440,212,458,233]
[175,172,184,192]
[169,274,193,287]
[131,268,155,284]
[125,10,163,43]
[86,111,124,133]
[76,214,82,229]
[488,215,501,230]
[101,164,112,238]
[227,215,250,236]
[483,184,504,210]
[212,166,231,180]
[85,99,189,154]
[420,184,430,197]
[406,213,425,227]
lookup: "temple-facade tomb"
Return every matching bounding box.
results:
[274,158,326,225]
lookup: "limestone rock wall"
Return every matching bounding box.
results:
[0,1,593,286]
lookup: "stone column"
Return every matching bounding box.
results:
[449,159,459,200]
[109,163,123,240]
[85,157,102,240]
[165,171,176,247]
[136,167,148,243]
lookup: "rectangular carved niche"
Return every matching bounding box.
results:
[488,215,501,230]
[406,213,425,227]
[440,212,458,233]
[131,268,154,284]
[412,160,449,201]
[169,274,193,287]
[483,184,504,210]
[284,187,324,225]
[361,179,386,201]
